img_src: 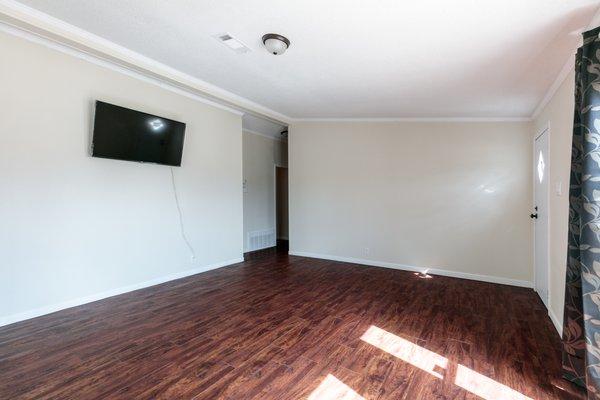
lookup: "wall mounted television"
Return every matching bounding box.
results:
[91,101,186,166]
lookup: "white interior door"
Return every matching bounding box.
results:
[534,129,549,308]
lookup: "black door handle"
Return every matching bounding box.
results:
[530,213,538,219]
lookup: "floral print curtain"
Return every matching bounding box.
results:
[562,26,600,398]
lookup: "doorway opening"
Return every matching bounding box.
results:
[275,165,289,253]
[241,119,288,257]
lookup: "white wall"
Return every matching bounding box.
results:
[289,121,533,285]
[242,131,287,252]
[0,31,243,325]
[533,70,575,333]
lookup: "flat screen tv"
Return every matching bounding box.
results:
[92,101,186,166]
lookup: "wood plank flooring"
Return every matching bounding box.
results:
[0,246,584,399]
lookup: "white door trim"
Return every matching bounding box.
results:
[533,123,551,309]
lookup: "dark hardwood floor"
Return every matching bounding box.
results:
[0,247,583,399]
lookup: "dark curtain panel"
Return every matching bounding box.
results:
[562,26,600,398]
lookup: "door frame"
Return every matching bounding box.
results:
[533,123,550,308]
[274,164,288,241]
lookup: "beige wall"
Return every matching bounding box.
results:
[242,131,287,251]
[289,121,533,285]
[0,31,243,324]
[533,70,575,334]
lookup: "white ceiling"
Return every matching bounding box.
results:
[13,0,600,119]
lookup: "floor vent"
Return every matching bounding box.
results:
[247,229,276,252]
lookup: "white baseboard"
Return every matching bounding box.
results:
[548,307,563,337]
[288,251,533,288]
[0,257,244,328]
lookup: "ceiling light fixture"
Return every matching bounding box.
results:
[262,33,290,55]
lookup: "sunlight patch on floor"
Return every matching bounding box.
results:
[307,374,366,400]
[455,364,532,400]
[361,325,532,400]
[360,325,447,378]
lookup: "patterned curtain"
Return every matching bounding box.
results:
[562,26,600,398]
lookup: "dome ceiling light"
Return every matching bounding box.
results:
[262,33,290,55]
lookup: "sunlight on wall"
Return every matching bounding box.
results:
[360,325,532,400]
[307,374,366,400]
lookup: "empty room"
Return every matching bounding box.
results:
[2,0,600,399]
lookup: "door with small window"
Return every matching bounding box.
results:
[533,128,549,308]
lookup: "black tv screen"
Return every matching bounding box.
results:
[92,101,186,166]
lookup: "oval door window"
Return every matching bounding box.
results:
[537,151,545,183]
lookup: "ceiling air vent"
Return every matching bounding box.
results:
[213,33,251,54]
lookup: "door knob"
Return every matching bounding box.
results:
[530,213,538,219]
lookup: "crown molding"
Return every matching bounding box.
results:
[290,117,532,123]
[0,0,291,124]
[531,5,600,120]
[2,0,589,124]
[530,54,575,120]
[243,128,286,141]
[0,22,244,117]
